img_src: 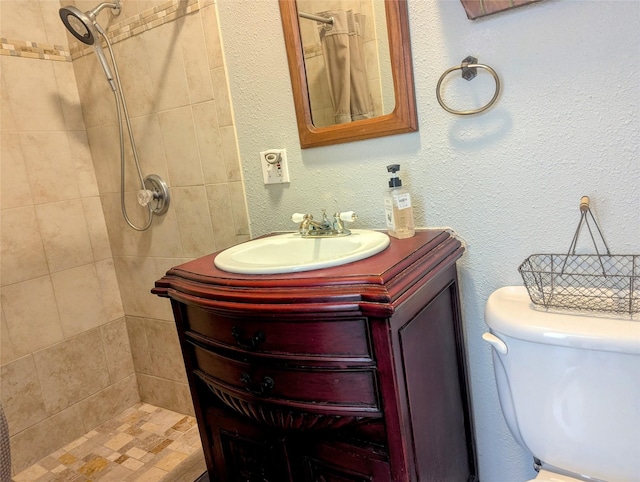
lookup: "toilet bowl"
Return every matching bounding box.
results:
[484,286,640,482]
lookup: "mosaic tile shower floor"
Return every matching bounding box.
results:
[12,403,206,482]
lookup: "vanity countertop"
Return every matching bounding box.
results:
[153,229,464,316]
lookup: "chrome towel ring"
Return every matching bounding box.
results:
[436,56,500,115]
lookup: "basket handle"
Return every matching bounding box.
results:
[563,196,611,276]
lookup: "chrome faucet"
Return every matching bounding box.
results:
[291,210,357,237]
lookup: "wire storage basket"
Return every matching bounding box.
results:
[519,197,639,315]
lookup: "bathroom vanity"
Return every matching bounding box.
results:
[153,229,477,481]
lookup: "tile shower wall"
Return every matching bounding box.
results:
[1,0,249,474]
[69,0,250,416]
[0,0,138,473]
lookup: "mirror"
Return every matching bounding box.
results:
[279,0,418,148]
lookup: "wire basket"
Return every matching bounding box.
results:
[519,197,638,315]
[519,254,639,315]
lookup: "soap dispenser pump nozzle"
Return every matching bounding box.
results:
[387,164,402,188]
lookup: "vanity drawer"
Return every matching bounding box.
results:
[191,343,380,411]
[184,305,371,359]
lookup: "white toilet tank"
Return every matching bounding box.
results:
[484,286,640,482]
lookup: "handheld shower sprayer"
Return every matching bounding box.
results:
[59,2,121,91]
[59,0,170,231]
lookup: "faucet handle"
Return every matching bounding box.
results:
[291,213,307,223]
[338,211,357,222]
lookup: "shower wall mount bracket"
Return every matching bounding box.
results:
[139,174,170,216]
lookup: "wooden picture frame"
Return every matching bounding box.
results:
[460,0,543,20]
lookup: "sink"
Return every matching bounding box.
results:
[214,229,390,274]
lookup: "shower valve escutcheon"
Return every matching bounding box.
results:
[137,174,170,216]
[292,210,357,237]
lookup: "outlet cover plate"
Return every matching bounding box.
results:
[260,149,290,184]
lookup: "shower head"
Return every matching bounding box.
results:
[59,2,120,45]
[59,2,121,91]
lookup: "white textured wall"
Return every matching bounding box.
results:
[217,0,640,480]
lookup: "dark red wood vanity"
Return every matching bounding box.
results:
[153,229,477,481]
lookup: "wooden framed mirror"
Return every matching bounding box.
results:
[279,0,418,148]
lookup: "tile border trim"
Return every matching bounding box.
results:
[0,0,200,63]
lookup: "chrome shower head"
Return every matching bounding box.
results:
[59,2,121,91]
[59,2,120,44]
[59,5,98,45]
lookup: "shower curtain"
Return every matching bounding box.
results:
[319,10,374,124]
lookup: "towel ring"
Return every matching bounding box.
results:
[436,56,500,115]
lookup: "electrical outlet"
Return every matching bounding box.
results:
[260,149,290,184]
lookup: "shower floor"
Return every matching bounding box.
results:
[11,403,206,481]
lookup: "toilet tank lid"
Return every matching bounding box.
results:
[485,286,640,355]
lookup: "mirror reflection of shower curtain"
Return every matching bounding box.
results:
[319,10,374,124]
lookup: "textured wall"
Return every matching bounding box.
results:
[218,0,640,480]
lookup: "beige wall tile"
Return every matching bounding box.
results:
[78,374,140,432]
[180,14,214,104]
[68,130,100,198]
[1,276,64,355]
[205,183,237,250]
[0,133,33,209]
[20,131,81,204]
[202,5,224,70]
[113,256,173,320]
[192,101,225,185]
[153,257,191,321]
[137,374,194,416]
[0,56,66,132]
[210,67,233,127]
[1,206,49,286]
[129,114,170,183]
[158,106,204,187]
[142,20,190,112]
[100,192,183,257]
[95,258,125,321]
[86,124,122,194]
[100,317,135,382]
[126,316,152,375]
[10,403,86,473]
[36,199,94,273]
[0,355,47,436]
[0,309,17,365]
[111,35,157,118]
[72,55,118,129]
[144,318,187,383]
[108,0,139,24]
[172,186,216,258]
[33,328,111,414]
[100,193,146,257]
[40,0,70,46]
[51,264,108,338]
[82,196,113,261]
[52,62,87,131]
[1,72,17,133]
[228,181,250,236]
[219,125,241,182]
[134,0,168,13]
[98,193,128,255]
[0,0,47,43]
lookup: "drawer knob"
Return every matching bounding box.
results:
[231,326,266,350]
[240,373,275,397]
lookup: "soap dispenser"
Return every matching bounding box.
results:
[384,164,415,239]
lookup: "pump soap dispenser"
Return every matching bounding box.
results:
[384,164,415,239]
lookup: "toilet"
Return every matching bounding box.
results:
[483,286,640,482]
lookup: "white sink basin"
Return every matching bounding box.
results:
[214,229,390,274]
